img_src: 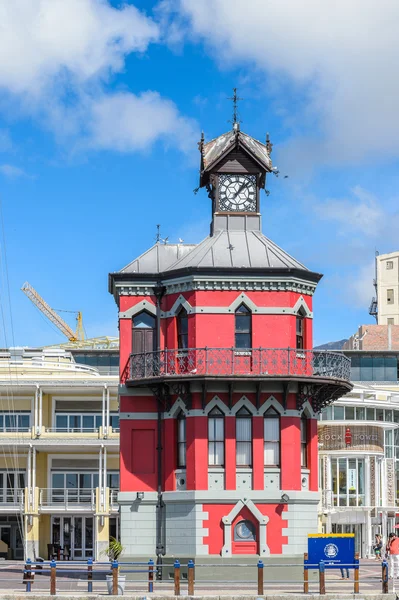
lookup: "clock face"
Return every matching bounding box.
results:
[218,174,257,212]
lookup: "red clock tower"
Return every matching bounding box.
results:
[109,121,352,563]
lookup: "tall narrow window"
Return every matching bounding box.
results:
[208,407,224,466]
[177,308,188,350]
[236,407,252,466]
[235,305,251,349]
[177,412,186,467]
[301,416,308,467]
[387,289,394,304]
[296,314,305,350]
[264,408,280,466]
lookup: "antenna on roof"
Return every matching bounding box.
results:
[155,224,161,243]
[228,87,243,129]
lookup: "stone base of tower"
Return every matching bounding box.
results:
[119,491,319,560]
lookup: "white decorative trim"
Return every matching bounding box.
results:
[258,395,285,416]
[162,294,193,318]
[168,397,189,417]
[292,296,312,318]
[119,300,157,319]
[301,400,317,419]
[231,396,257,415]
[221,498,270,557]
[204,396,230,415]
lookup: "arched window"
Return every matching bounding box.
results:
[132,311,156,354]
[177,411,186,468]
[264,407,280,466]
[208,407,224,466]
[234,520,256,541]
[235,305,251,349]
[296,308,306,350]
[301,415,308,467]
[177,308,188,350]
[236,406,252,466]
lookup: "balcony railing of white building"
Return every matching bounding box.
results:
[39,489,96,511]
[0,490,24,511]
[127,348,351,382]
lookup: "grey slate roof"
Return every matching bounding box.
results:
[119,243,196,274]
[164,230,308,272]
[202,130,272,171]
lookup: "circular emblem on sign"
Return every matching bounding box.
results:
[324,543,338,558]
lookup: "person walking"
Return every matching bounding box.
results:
[387,533,399,579]
[340,566,349,579]
[373,534,383,561]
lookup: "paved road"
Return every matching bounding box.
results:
[0,559,393,595]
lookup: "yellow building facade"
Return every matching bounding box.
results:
[0,346,119,561]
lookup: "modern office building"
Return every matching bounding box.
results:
[0,346,119,560]
[109,122,351,560]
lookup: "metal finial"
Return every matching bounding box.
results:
[156,224,161,243]
[228,88,243,127]
[266,132,273,155]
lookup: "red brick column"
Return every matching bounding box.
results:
[252,417,264,490]
[280,416,301,490]
[186,416,208,490]
[308,418,319,491]
[225,416,236,490]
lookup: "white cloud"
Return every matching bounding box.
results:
[86,91,198,154]
[0,164,28,178]
[0,1,198,155]
[171,0,399,163]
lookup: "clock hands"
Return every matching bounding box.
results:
[233,180,250,200]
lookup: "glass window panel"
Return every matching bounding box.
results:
[82,415,94,431]
[376,409,384,421]
[366,407,375,420]
[93,474,99,488]
[56,415,68,430]
[110,415,119,429]
[108,473,119,489]
[236,442,252,466]
[79,474,92,489]
[235,333,251,349]
[52,473,64,489]
[5,415,16,430]
[133,312,155,329]
[395,411,399,424]
[70,415,81,430]
[385,356,398,381]
[356,407,365,420]
[324,406,333,420]
[333,406,345,420]
[359,355,373,381]
[264,442,279,465]
[18,414,30,430]
[350,355,360,381]
[372,356,385,381]
[0,415,3,430]
[95,415,102,428]
[235,315,251,332]
[264,417,279,441]
[66,474,78,489]
[346,407,355,420]
[237,418,251,441]
[385,410,393,422]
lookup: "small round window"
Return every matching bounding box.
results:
[234,520,256,541]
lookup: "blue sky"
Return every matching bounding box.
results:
[0,0,399,348]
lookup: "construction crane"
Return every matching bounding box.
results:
[21,282,85,342]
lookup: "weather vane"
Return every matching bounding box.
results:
[228,87,243,126]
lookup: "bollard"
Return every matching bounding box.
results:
[257,560,264,596]
[87,557,93,593]
[354,552,360,594]
[50,559,56,596]
[25,558,32,592]
[319,560,325,595]
[382,560,389,594]
[112,560,118,595]
[148,559,154,593]
[303,552,309,594]
[174,559,181,596]
[188,559,195,596]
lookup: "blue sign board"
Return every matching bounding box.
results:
[308,534,355,569]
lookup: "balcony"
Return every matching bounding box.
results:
[0,490,24,512]
[39,488,96,512]
[126,347,351,384]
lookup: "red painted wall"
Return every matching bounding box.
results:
[186,416,208,490]
[203,502,288,555]
[120,419,157,491]
[252,417,264,490]
[280,416,301,490]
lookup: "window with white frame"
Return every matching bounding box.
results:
[51,471,119,502]
[0,412,30,432]
[386,261,394,270]
[54,413,119,432]
[0,471,25,503]
[264,408,280,466]
[236,407,252,466]
[330,457,365,507]
[208,407,224,466]
[300,416,308,467]
[177,412,186,468]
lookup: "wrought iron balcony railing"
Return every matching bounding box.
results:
[127,347,351,382]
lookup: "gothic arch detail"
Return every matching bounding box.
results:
[221,498,270,556]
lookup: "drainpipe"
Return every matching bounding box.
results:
[153,282,166,578]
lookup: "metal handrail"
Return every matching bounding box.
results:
[128,347,351,382]
[39,488,95,508]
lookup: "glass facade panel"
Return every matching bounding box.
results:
[356,407,365,420]
[331,458,365,507]
[333,406,345,420]
[349,354,398,381]
[366,408,375,420]
[346,407,355,420]
[376,409,384,421]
